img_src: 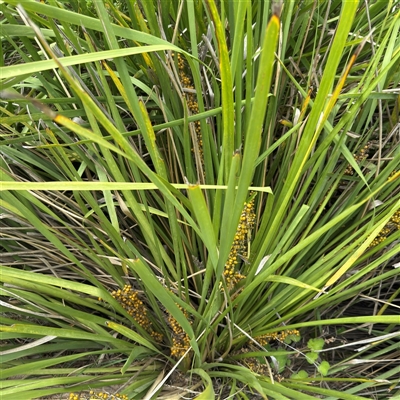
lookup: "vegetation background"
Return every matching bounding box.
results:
[1,0,399,399]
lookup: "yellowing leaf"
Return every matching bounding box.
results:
[264,275,323,292]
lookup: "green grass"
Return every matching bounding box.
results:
[1,0,400,399]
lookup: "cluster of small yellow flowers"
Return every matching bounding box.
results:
[255,329,300,347]
[368,209,400,248]
[235,348,283,379]
[391,209,400,230]
[224,198,256,289]
[168,305,191,358]
[69,391,128,400]
[355,145,369,162]
[344,143,370,175]
[244,356,271,376]
[368,226,391,248]
[111,285,162,342]
[151,330,164,343]
[176,53,204,174]
[112,285,150,329]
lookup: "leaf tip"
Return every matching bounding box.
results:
[272,1,283,18]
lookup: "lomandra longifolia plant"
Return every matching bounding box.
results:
[1,1,399,398]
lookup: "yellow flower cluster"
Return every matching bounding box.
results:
[391,209,400,229]
[69,391,128,400]
[244,356,271,376]
[111,285,163,342]
[344,143,370,175]
[176,53,204,174]
[168,305,191,358]
[369,226,391,247]
[224,198,256,288]
[235,347,283,379]
[255,329,300,346]
[368,209,400,248]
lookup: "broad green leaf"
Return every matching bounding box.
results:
[318,361,330,376]
[263,276,322,292]
[105,322,159,353]
[191,369,215,400]
[0,45,175,81]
